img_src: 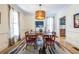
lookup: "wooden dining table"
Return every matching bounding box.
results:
[25,32,56,47]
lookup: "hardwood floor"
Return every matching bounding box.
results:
[59,37,79,54]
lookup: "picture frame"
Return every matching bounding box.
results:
[74,13,79,28]
[60,16,66,25]
[35,21,44,28]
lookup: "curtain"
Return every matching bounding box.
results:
[9,7,19,42]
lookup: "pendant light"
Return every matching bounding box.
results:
[35,4,45,20]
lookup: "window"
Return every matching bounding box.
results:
[10,7,19,41]
[45,17,54,33]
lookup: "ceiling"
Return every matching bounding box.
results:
[17,4,71,17]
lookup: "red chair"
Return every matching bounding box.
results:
[44,35,55,48]
[25,35,36,47]
[29,35,36,45]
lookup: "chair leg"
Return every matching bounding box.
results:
[26,44,28,49]
[34,44,37,49]
[53,43,55,50]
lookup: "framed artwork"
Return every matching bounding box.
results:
[35,21,44,28]
[74,13,79,28]
[60,16,66,25]
[60,29,66,37]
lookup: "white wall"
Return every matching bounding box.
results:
[0,4,31,51]
[24,14,35,31]
[0,5,9,51]
[0,4,36,51]
[66,5,79,48]
[20,13,35,38]
[56,5,79,48]
[20,13,26,38]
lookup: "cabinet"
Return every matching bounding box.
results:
[60,29,65,37]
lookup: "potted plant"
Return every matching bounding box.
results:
[39,29,43,33]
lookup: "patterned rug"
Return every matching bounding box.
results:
[25,45,34,52]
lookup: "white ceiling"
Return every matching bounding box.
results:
[17,4,70,16]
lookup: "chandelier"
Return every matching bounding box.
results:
[35,4,45,20]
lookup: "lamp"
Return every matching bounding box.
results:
[35,4,45,20]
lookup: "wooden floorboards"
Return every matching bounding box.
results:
[58,37,79,54]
